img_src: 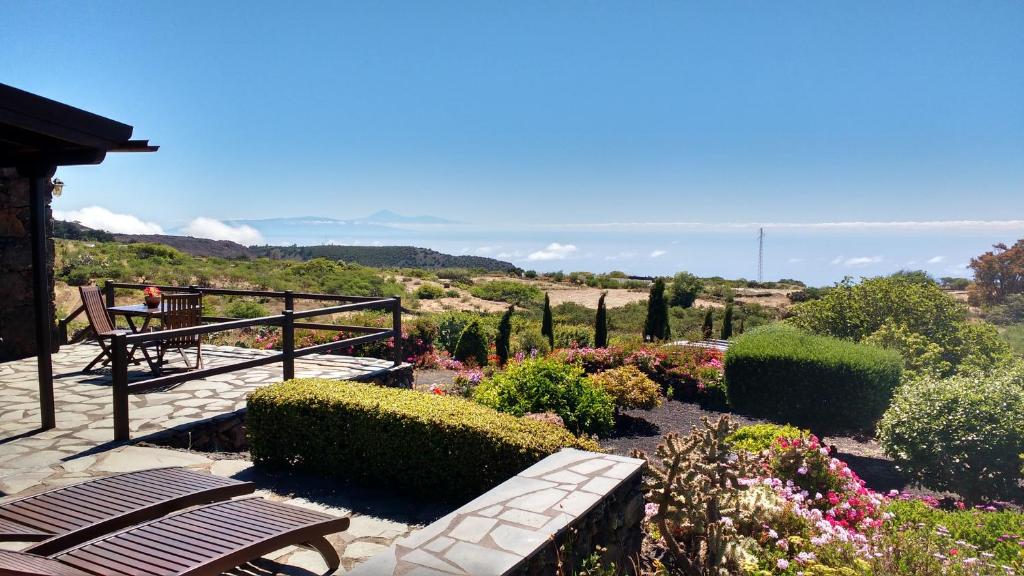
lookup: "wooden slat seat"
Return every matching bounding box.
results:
[1,498,349,576]
[0,468,254,556]
[0,550,91,576]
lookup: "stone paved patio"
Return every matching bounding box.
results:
[0,343,434,574]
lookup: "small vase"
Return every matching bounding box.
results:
[144,295,160,308]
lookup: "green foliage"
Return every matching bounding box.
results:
[637,416,758,575]
[669,272,703,308]
[877,365,1024,503]
[251,244,518,272]
[472,357,615,435]
[702,309,714,340]
[790,275,1010,377]
[643,278,671,341]
[542,292,554,348]
[987,294,1024,325]
[726,423,808,454]
[725,325,903,432]
[720,304,734,339]
[589,365,662,411]
[940,276,971,290]
[415,282,446,299]
[223,298,269,319]
[515,330,551,356]
[1002,324,1024,356]
[555,324,593,349]
[470,280,542,304]
[885,499,1024,567]
[454,319,489,366]
[496,306,513,365]
[595,292,608,348]
[247,379,597,501]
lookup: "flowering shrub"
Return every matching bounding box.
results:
[554,345,724,401]
[727,423,808,454]
[588,365,662,411]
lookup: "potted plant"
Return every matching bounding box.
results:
[143,286,162,308]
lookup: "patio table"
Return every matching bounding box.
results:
[107,303,168,334]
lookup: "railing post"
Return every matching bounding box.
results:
[57,318,68,345]
[104,280,116,307]
[282,310,295,380]
[112,333,130,441]
[284,290,294,312]
[392,297,402,366]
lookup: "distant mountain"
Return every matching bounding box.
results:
[251,244,518,272]
[359,210,457,225]
[54,220,255,258]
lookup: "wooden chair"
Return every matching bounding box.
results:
[0,467,254,554]
[155,292,204,374]
[0,497,348,576]
[78,285,139,373]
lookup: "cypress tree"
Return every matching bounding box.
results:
[496,305,513,365]
[738,317,745,335]
[454,320,489,366]
[541,292,554,348]
[702,309,714,340]
[643,278,671,341]
[594,292,608,348]
[721,304,734,339]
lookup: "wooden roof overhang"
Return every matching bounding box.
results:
[0,83,156,434]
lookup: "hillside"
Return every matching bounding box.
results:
[251,244,519,272]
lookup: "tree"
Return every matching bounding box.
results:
[454,320,489,366]
[496,305,514,365]
[643,278,671,341]
[541,293,554,348]
[720,304,734,339]
[737,317,745,334]
[701,309,714,340]
[668,271,703,308]
[969,239,1024,305]
[594,292,608,348]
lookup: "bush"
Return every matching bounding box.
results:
[724,325,903,432]
[589,366,661,411]
[415,283,445,299]
[555,324,593,349]
[223,299,269,319]
[885,499,1024,567]
[248,379,598,501]
[726,423,808,454]
[473,357,615,435]
[514,331,551,356]
[454,320,489,366]
[790,275,1010,377]
[470,280,542,304]
[877,366,1024,503]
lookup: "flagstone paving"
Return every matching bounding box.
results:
[0,343,432,573]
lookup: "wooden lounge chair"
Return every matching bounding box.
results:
[0,498,349,576]
[154,292,204,375]
[0,468,254,555]
[78,285,140,373]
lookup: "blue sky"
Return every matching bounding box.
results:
[4,2,1023,283]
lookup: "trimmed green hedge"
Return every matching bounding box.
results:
[247,379,599,501]
[724,325,902,432]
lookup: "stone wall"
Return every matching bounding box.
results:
[0,167,57,361]
[350,449,646,576]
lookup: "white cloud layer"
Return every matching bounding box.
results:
[650,250,667,258]
[837,256,884,267]
[528,243,578,261]
[531,220,1024,233]
[181,217,264,245]
[54,206,164,235]
[927,255,945,263]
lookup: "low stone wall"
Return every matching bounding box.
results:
[143,363,414,452]
[350,449,645,576]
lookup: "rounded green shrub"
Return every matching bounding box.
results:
[454,319,489,366]
[473,357,615,436]
[224,298,269,319]
[555,324,593,349]
[726,423,808,454]
[589,365,662,411]
[248,379,598,501]
[877,366,1024,503]
[724,324,903,432]
[515,331,551,356]
[415,282,445,299]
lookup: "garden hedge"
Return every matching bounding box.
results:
[247,379,599,501]
[724,324,902,432]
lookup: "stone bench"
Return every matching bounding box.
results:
[349,449,645,576]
